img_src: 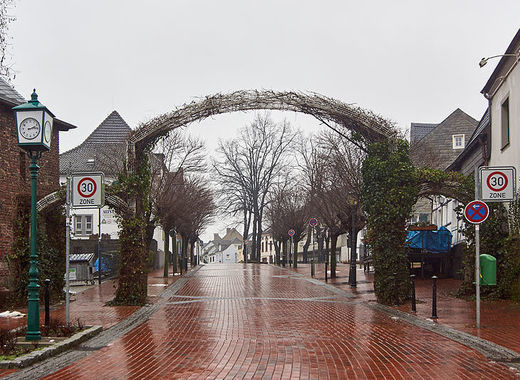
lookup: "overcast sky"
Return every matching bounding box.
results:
[8,1,520,240]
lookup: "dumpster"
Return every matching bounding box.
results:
[478,254,496,286]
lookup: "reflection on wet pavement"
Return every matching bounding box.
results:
[38,264,518,379]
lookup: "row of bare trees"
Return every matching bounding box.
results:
[214,113,365,277]
[147,130,215,277]
[214,114,297,262]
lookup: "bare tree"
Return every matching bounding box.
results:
[214,113,296,262]
[299,130,365,277]
[0,0,15,81]
[266,185,309,267]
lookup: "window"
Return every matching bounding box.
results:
[501,97,510,149]
[452,134,465,149]
[75,215,93,236]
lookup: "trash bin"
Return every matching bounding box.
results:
[478,254,496,286]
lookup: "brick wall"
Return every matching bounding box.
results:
[0,102,61,288]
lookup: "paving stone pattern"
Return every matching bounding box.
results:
[8,264,518,379]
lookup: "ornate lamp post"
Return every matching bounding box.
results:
[13,90,54,341]
[348,196,358,288]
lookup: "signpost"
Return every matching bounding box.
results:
[288,229,295,267]
[479,166,516,202]
[67,172,105,323]
[464,199,490,329]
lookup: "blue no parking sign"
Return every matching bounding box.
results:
[464,200,489,224]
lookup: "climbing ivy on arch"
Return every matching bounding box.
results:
[361,139,473,305]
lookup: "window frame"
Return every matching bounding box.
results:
[501,97,510,150]
[452,134,465,149]
[74,214,93,236]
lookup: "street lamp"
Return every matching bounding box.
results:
[347,196,358,288]
[13,90,55,341]
[479,53,519,68]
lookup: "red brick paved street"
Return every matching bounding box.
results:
[292,263,520,354]
[11,264,517,379]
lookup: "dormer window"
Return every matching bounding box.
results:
[452,134,464,149]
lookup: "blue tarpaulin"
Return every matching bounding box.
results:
[405,226,452,253]
[94,257,109,272]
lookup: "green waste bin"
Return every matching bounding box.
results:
[477,254,496,286]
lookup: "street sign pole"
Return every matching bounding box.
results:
[475,223,480,328]
[475,166,481,329]
[65,164,71,325]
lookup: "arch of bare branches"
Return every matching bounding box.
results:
[417,182,472,205]
[36,190,129,214]
[128,90,398,160]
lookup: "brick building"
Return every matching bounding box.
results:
[0,78,75,289]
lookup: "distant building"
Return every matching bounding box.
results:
[59,111,170,269]
[202,228,243,263]
[410,109,478,245]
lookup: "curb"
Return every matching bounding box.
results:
[0,325,103,369]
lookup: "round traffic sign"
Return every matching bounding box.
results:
[77,177,97,198]
[309,217,318,227]
[464,200,489,224]
[288,229,295,237]
[486,171,508,192]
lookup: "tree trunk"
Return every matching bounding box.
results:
[282,239,288,266]
[330,234,338,278]
[251,213,258,262]
[163,228,169,278]
[302,227,311,263]
[317,228,324,262]
[190,240,195,266]
[242,208,251,263]
[172,232,178,274]
[274,240,281,265]
[256,217,263,262]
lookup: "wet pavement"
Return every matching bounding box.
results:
[291,263,520,354]
[5,264,519,379]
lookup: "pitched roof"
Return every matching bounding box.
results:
[59,111,131,175]
[411,109,478,170]
[0,77,77,131]
[0,77,25,105]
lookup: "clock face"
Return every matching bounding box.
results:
[20,118,41,140]
[44,121,51,143]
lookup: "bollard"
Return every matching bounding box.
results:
[393,273,399,306]
[44,278,50,327]
[325,262,328,282]
[431,276,438,319]
[311,260,315,278]
[410,274,416,313]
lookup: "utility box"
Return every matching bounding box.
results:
[479,254,497,286]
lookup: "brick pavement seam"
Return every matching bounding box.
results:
[275,265,520,365]
[3,266,203,380]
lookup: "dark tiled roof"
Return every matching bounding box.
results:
[60,111,131,175]
[410,123,437,143]
[412,109,478,170]
[0,77,25,106]
[0,77,77,131]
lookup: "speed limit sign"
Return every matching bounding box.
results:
[479,166,516,202]
[72,173,104,208]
